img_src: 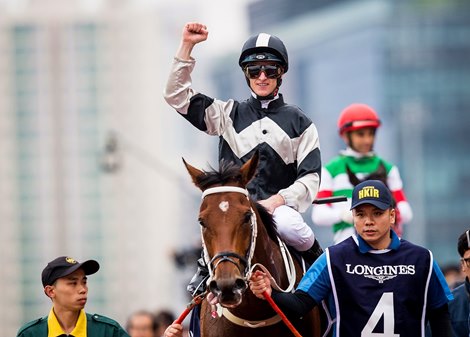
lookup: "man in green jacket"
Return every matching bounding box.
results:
[17,256,129,337]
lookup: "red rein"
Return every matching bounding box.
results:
[176,291,302,337]
[175,294,205,324]
[263,291,303,337]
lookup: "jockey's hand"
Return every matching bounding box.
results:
[177,22,208,60]
[249,270,272,299]
[164,321,183,337]
[258,194,285,214]
[182,22,208,45]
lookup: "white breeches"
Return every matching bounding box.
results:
[273,205,315,251]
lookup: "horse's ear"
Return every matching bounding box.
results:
[240,150,259,187]
[182,158,204,190]
[345,163,361,186]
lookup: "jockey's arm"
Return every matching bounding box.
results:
[276,123,321,213]
[311,168,347,226]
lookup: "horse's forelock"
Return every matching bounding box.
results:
[197,160,244,190]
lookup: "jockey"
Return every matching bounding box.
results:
[311,103,413,243]
[164,22,323,299]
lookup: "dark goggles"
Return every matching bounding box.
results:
[244,64,283,79]
[462,257,470,267]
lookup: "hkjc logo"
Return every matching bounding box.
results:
[65,257,78,264]
[358,186,380,200]
[346,264,415,284]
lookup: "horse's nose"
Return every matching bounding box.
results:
[235,277,247,291]
[209,277,247,297]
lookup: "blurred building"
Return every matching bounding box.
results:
[211,0,470,259]
[0,1,215,335]
[384,0,470,261]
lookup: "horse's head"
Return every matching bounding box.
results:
[183,152,259,308]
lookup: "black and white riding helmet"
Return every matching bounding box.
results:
[239,33,289,73]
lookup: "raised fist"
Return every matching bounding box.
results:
[182,22,209,45]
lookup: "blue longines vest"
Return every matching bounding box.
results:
[328,237,432,337]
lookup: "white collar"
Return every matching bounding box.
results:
[251,91,279,109]
[340,147,375,158]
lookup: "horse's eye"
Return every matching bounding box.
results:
[243,212,252,224]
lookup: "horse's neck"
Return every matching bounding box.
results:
[253,227,287,286]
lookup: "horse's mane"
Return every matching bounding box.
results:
[197,159,279,242]
[254,203,279,243]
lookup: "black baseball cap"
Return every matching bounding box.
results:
[41,256,100,287]
[350,180,393,211]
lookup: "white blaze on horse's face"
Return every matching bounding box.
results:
[219,201,229,212]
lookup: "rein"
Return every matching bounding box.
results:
[248,235,296,293]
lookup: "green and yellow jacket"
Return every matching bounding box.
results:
[17,312,130,337]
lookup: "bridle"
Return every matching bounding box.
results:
[200,186,258,281]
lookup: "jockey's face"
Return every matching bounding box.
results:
[246,61,283,98]
[344,127,376,154]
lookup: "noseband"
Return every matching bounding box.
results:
[200,186,258,280]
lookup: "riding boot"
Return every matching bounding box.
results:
[187,257,209,297]
[301,239,324,267]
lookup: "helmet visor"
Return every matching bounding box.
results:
[340,120,381,134]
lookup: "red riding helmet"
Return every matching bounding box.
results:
[337,103,381,135]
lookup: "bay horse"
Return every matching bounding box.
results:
[183,152,329,337]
